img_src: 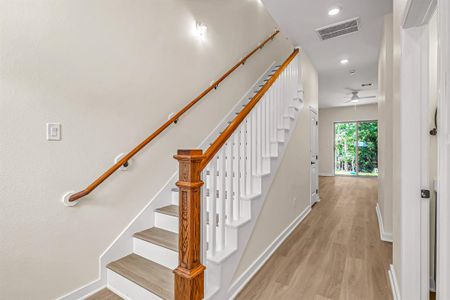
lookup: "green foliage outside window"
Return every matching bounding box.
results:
[335,121,378,176]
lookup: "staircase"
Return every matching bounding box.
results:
[80,49,301,300]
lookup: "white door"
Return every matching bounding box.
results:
[310,108,319,205]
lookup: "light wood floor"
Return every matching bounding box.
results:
[236,176,393,300]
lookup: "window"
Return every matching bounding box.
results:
[334,120,378,176]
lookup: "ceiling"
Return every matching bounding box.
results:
[262,0,393,108]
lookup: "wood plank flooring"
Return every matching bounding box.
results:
[85,288,122,300]
[236,176,393,300]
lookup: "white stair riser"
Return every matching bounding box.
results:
[277,129,286,142]
[133,238,178,269]
[107,270,162,300]
[283,117,291,129]
[154,213,178,233]
[270,143,278,157]
[171,190,179,205]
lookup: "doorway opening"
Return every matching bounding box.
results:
[334,120,378,177]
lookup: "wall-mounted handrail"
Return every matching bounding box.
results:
[67,30,280,203]
[200,48,299,170]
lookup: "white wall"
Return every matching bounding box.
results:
[378,13,394,237]
[318,104,378,176]
[0,1,293,298]
[233,53,318,279]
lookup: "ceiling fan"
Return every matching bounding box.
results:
[344,90,377,104]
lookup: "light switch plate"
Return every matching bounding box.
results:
[46,123,61,141]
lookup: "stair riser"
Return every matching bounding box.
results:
[154,213,178,233]
[277,129,286,142]
[133,238,178,269]
[283,117,291,130]
[270,143,278,157]
[107,270,162,300]
[171,190,178,205]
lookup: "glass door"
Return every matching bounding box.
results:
[357,121,378,176]
[334,120,378,176]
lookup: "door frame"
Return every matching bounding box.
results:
[309,106,319,206]
[436,0,450,298]
[333,119,379,177]
[397,3,434,299]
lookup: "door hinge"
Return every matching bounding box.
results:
[421,189,431,199]
[316,121,318,126]
[316,155,318,160]
[316,189,318,194]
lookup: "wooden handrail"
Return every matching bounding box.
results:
[200,48,300,170]
[68,30,280,203]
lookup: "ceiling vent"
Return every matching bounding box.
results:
[316,17,360,41]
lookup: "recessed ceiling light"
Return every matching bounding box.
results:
[328,7,341,16]
[340,59,349,65]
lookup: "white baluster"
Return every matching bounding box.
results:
[245,116,252,195]
[233,130,241,221]
[256,102,262,176]
[261,96,267,158]
[269,85,275,143]
[251,109,257,177]
[239,123,246,198]
[206,161,217,257]
[225,141,233,223]
[217,150,225,251]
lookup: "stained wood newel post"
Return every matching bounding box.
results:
[174,149,206,300]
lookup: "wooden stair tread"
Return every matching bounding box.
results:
[85,288,122,300]
[155,205,178,217]
[134,227,178,252]
[107,254,174,300]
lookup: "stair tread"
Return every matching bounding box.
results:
[134,227,178,252]
[85,288,122,300]
[155,205,178,217]
[107,254,174,300]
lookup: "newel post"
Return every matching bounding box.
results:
[174,149,206,300]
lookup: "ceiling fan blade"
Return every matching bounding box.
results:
[358,96,377,100]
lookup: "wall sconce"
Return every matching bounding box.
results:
[195,22,207,40]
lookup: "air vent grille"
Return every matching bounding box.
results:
[316,17,360,41]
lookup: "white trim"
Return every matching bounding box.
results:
[403,0,437,28]
[430,277,436,293]
[375,203,393,242]
[437,0,450,298]
[319,173,334,177]
[389,264,401,300]
[398,20,432,300]
[309,105,318,114]
[228,205,311,299]
[309,107,319,206]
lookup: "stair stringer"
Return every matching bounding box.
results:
[205,99,303,300]
[57,62,276,300]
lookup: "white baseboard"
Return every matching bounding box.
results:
[388,264,401,300]
[319,173,334,177]
[376,203,393,242]
[430,277,436,292]
[228,205,311,299]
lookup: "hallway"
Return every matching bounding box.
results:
[236,176,392,300]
